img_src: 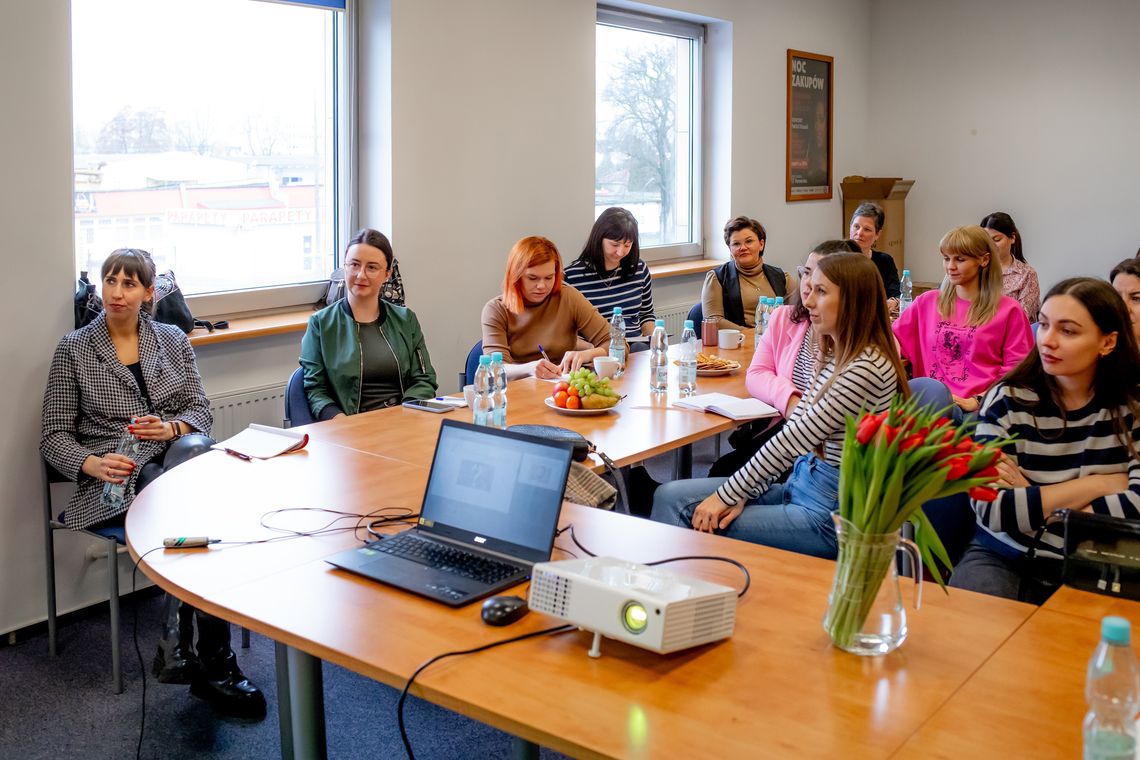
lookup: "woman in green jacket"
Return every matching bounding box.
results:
[300,229,438,420]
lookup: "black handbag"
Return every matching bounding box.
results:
[1054,509,1140,601]
[319,267,345,308]
[74,272,101,329]
[152,270,195,334]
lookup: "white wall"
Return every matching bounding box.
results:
[868,0,1140,288]
[0,3,90,633]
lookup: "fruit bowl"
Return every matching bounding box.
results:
[544,397,622,416]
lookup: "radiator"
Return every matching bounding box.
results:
[208,383,287,440]
[657,302,693,342]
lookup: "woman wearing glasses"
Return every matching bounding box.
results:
[300,228,438,420]
[701,216,794,330]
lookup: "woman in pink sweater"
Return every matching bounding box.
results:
[709,239,860,476]
[893,225,1033,419]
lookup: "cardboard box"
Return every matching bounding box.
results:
[840,176,915,274]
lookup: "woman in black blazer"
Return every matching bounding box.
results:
[40,249,265,720]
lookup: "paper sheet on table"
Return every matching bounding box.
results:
[211,424,309,459]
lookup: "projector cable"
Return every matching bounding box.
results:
[558,523,752,598]
[397,623,576,760]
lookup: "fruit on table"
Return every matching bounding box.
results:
[550,368,619,409]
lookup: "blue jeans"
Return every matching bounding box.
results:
[908,377,975,425]
[650,455,841,559]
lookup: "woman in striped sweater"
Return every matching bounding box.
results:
[651,254,907,559]
[951,278,1140,603]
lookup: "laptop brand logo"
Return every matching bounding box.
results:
[474,536,486,544]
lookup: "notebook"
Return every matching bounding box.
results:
[673,392,780,421]
[325,419,574,606]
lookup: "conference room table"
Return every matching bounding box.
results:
[308,341,764,476]
[125,343,1122,759]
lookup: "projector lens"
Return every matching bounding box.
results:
[621,601,648,634]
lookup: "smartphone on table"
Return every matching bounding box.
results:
[402,399,455,414]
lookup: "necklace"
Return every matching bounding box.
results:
[739,273,768,296]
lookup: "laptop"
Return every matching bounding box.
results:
[325,419,574,606]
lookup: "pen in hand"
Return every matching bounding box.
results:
[538,344,552,365]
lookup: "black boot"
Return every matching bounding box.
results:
[152,595,197,684]
[189,610,267,720]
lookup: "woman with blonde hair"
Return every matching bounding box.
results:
[481,235,611,379]
[894,225,1033,418]
[652,254,906,559]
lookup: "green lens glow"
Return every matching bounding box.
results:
[621,601,648,634]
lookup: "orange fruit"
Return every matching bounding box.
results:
[553,381,570,394]
[554,391,569,408]
[567,386,579,397]
[566,395,581,410]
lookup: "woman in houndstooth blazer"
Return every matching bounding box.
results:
[40,249,266,720]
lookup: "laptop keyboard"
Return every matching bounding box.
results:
[375,534,521,585]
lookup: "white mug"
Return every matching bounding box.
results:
[718,329,744,349]
[593,356,620,379]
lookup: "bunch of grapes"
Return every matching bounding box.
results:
[551,368,619,409]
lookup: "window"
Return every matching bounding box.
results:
[596,7,702,261]
[71,0,349,307]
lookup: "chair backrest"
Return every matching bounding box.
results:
[686,302,703,326]
[284,366,316,428]
[459,340,484,390]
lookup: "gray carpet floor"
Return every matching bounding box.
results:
[0,437,722,760]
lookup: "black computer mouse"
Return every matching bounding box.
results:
[481,595,530,626]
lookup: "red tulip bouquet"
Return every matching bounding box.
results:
[824,394,1011,651]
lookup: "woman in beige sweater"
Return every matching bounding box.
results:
[481,236,611,379]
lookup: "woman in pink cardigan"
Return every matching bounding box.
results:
[893,225,1033,421]
[709,239,860,476]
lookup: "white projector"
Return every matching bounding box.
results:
[528,556,738,656]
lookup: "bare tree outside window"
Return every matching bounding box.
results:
[596,22,696,253]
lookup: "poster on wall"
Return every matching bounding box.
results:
[786,49,833,202]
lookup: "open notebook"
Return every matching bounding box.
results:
[673,393,779,421]
[211,424,309,459]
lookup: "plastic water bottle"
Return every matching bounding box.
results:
[759,297,772,335]
[649,318,668,394]
[608,306,627,378]
[774,296,784,310]
[489,351,508,429]
[899,269,913,313]
[1084,616,1140,760]
[678,320,697,397]
[472,355,493,427]
[754,297,765,345]
[101,430,140,510]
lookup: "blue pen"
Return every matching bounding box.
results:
[538,344,553,364]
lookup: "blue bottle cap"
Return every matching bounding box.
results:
[612,306,623,315]
[684,319,694,329]
[491,352,503,362]
[479,355,492,366]
[1102,616,1131,645]
[655,319,665,327]
[902,269,910,276]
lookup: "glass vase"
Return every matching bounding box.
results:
[823,514,922,656]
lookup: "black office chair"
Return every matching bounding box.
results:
[458,340,483,390]
[42,460,126,693]
[284,367,316,428]
[686,302,703,326]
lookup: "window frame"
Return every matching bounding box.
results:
[72,0,357,318]
[595,6,704,263]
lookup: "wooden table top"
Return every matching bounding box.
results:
[302,341,761,470]
[128,438,1035,759]
[895,587,1140,759]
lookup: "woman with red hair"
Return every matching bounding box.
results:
[481,236,611,379]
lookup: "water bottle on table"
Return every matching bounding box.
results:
[608,306,626,378]
[489,351,508,429]
[472,355,494,427]
[101,428,141,510]
[649,318,668,394]
[678,319,697,397]
[899,269,913,313]
[1084,616,1140,760]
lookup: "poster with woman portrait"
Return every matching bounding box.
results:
[786,50,833,202]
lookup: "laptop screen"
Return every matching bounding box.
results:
[418,421,573,562]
